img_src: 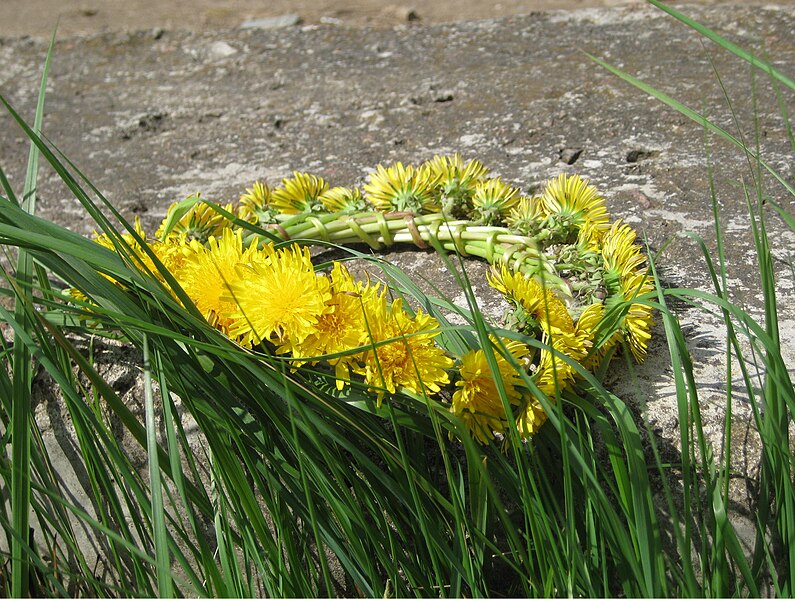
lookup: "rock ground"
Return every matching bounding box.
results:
[4,0,795,37]
[1,1,794,584]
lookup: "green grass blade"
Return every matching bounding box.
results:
[0,163,17,206]
[646,0,795,92]
[142,336,173,597]
[10,28,55,599]
[746,184,795,594]
[586,53,795,202]
[157,370,220,596]
[9,277,33,599]
[21,30,54,216]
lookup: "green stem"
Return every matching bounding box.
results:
[245,211,570,295]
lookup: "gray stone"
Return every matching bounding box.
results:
[380,5,421,22]
[239,14,302,29]
[559,146,583,164]
[207,40,238,58]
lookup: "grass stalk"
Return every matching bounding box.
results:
[9,29,56,599]
[142,335,174,597]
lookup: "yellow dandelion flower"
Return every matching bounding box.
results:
[269,171,329,215]
[92,219,165,282]
[92,217,196,294]
[130,232,193,297]
[238,181,275,224]
[516,399,548,438]
[284,262,381,389]
[225,243,332,346]
[155,196,234,244]
[66,286,91,305]
[92,231,121,254]
[599,221,655,363]
[355,296,452,404]
[92,218,148,255]
[487,264,573,333]
[425,154,489,218]
[533,323,586,397]
[581,332,620,373]
[574,302,607,370]
[471,178,520,226]
[74,220,190,316]
[363,162,440,214]
[618,271,654,362]
[173,228,258,335]
[426,153,489,188]
[150,233,191,272]
[517,309,595,439]
[601,220,647,278]
[540,174,610,243]
[451,338,530,444]
[319,186,369,213]
[506,196,544,237]
[427,152,489,180]
[576,219,606,252]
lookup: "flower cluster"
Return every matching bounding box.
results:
[236,155,520,226]
[72,155,655,445]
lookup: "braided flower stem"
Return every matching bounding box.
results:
[244,211,571,296]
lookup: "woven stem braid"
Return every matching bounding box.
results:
[244,211,569,295]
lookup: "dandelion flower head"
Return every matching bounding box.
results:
[284,262,381,389]
[600,221,654,362]
[363,162,440,214]
[355,297,452,404]
[488,264,573,333]
[155,196,238,244]
[425,154,489,218]
[225,242,332,347]
[506,196,545,237]
[540,174,610,243]
[601,220,647,278]
[174,228,258,335]
[269,172,329,215]
[452,337,530,444]
[470,178,520,226]
[238,181,276,224]
[319,186,370,214]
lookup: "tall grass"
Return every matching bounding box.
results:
[1,3,793,595]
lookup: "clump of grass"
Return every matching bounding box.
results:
[591,1,795,594]
[0,2,793,595]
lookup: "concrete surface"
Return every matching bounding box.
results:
[6,0,795,38]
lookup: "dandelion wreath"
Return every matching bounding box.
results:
[74,154,654,444]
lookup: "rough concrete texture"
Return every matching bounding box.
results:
[1,3,794,576]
